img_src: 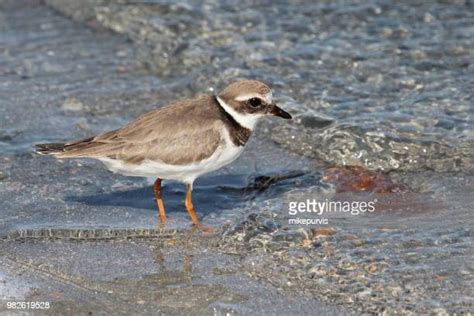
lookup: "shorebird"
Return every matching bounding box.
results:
[36,80,292,232]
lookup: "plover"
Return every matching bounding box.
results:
[36,80,292,232]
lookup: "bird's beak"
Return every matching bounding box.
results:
[268,103,292,119]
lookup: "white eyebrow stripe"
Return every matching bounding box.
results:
[235,92,273,104]
[234,93,262,102]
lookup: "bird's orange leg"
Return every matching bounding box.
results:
[185,184,214,234]
[153,178,167,225]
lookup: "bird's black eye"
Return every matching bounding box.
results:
[248,97,263,107]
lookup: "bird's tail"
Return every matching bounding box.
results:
[35,143,67,155]
[34,136,103,158]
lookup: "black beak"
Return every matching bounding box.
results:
[268,103,292,119]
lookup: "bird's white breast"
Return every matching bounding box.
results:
[98,126,245,185]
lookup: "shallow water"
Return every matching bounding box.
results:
[233,172,473,313]
[1,0,473,314]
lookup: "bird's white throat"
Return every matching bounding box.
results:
[216,96,262,130]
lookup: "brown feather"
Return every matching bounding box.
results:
[53,96,224,165]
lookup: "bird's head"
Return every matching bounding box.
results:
[217,80,292,130]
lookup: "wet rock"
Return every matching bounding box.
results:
[351,239,365,247]
[434,119,455,130]
[0,130,18,142]
[401,240,424,249]
[337,260,357,271]
[224,212,279,238]
[0,170,7,181]
[323,166,409,193]
[273,229,309,243]
[300,239,312,248]
[366,263,378,274]
[250,171,307,192]
[260,219,278,232]
[299,115,334,129]
[311,227,337,237]
[414,61,446,71]
[248,234,273,249]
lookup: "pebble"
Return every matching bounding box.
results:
[273,229,308,242]
[351,239,365,247]
[62,98,84,111]
[311,227,337,237]
[367,263,378,274]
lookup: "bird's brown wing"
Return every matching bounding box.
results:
[55,96,224,165]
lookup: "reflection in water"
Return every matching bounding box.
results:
[96,240,245,314]
[7,235,246,315]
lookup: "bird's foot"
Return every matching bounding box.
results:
[193,223,216,235]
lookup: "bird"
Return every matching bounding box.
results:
[35,80,292,232]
